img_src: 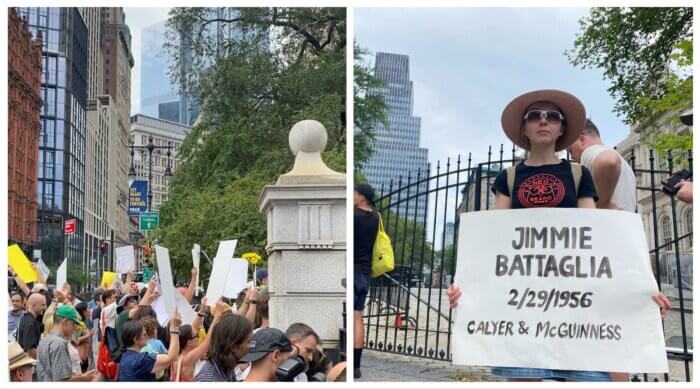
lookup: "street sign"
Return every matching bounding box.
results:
[128,180,149,217]
[143,267,154,282]
[65,219,76,235]
[139,212,159,231]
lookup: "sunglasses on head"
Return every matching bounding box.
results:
[523,110,565,123]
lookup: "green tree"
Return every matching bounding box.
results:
[567,8,693,136]
[158,8,346,279]
[354,44,387,172]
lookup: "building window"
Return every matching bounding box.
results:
[661,215,672,252]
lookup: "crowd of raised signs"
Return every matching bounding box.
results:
[7,262,347,382]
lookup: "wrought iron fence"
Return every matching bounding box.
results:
[362,145,692,382]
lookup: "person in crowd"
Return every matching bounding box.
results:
[115,276,158,349]
[447,89,671,382]
[9,341,36,382]
[567,119,636,211]
[99,289,118,335]
[255,298,269,330]
[285,322,320,381]
[36,305,97,381]
[8,292,26,339]
[139,315,167,380]
[236,287,259,324]
[117,310,181,381]
[241,328,296,382]
[72,302,95,372]
[353,182,379,379]
[171,298,224,382]
[16,292,46,358]
[65,287,81,307]
[194,314,253,381]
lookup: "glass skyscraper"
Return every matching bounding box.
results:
[363,52,430,222]
[19,7,88,268]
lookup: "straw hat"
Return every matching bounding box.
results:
[8,342,36,371]
[501,89,586,151]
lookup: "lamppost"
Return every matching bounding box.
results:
[127,136,173,272]
[127,136,174,211]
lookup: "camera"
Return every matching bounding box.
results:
[8,276,19,294]
[276,356,307,382]
[661,169,692,196]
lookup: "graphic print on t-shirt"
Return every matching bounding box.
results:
[517,173,565,207]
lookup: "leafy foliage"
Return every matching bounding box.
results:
[158,8,346,279]
[567,7,693,130]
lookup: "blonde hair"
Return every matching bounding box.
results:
[42,303,56,336]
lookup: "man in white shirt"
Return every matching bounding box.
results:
[568,119,636,211]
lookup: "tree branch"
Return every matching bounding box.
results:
[320,20,336,50]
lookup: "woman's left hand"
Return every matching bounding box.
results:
[652,293,672,320]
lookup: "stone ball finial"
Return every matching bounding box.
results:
[289,120,328,156]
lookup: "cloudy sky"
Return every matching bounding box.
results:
[355,7,629,166]
[124,7,171,115]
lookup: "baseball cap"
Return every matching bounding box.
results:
[8,342,36,370]
[55,305,84,326]
[239,328,293,363]
[117,294,138,308]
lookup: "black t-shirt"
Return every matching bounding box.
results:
[16,313,42,351]
[491,160,598,208]
[354,208,379,276]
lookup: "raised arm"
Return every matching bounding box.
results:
[153,309,181,373]
[9,266,30,295]
[184,268,197,303]
[182,299,222,366]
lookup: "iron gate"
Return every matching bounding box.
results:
[362,144,692,382]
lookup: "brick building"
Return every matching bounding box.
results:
[8,8,43,249]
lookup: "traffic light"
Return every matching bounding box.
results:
[143,246,153,266]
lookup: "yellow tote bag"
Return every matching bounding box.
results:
[371,214,394,278]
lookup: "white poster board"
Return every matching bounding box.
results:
[154,245,177,316]
[56,258,67,289]
[115,245,136,274]
[205,240,238,305]
[223,258,249,298]
[192,244,201,296]
[36,259,51,281]
[152,295,170,327]
[175,292,197,325]
[452,208,668,373]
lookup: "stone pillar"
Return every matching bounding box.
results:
[259,120,346,349]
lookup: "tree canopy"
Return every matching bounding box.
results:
[567,7,693,137]
[157,7,346,280]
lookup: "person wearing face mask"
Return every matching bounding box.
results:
[194,314,253,382]
[241,328,296,382]
[447,89,671,382]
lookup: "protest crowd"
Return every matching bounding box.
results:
[8,262,346,382]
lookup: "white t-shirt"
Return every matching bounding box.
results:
[580,144,637,212]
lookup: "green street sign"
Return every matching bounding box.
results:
[139,212,159,231]
[143,267,154,282]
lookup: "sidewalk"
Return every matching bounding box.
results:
[356,350,692,382]
[356,350,502,382]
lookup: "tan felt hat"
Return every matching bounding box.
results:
[501,89,586,151]
[8,342,36,371]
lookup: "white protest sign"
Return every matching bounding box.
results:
[56,259,67,289]
[205,240,238,305]
[175,292,197,325]
[115,245,136,274]
[36,259,50,281]
[152,295,170,327]
[452,208,668,373]
[223,258,249,298]
[192,244,201,296]
[154,245,177,316]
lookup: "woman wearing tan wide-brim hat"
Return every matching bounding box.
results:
[446,90,671,382]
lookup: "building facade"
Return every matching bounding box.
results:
[362,52,430,222]
[19,7,89,268]
[129,115,189,210]
[8,8,43,250]
[616,112,693,293]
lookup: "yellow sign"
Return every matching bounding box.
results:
[100,271,119,289]
[7,244,38,283]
